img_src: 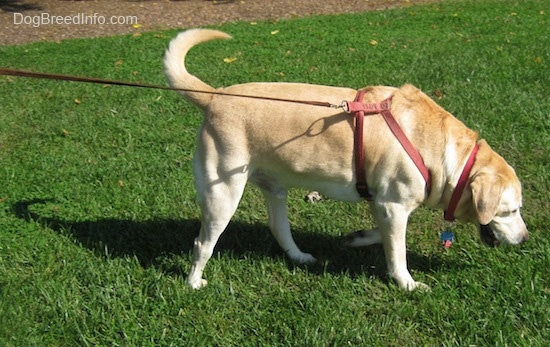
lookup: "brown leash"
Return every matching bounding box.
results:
[0,68,342,109]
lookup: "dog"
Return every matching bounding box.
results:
[164,29,529,290]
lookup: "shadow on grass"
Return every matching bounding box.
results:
[12,198,459,283]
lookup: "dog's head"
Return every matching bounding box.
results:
[471,174,528,246]
[467,142,529,246]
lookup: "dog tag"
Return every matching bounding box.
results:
[440,230,454,249]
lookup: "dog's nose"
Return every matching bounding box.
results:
[522,233,530,243]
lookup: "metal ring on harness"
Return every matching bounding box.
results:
[341,101,352,114]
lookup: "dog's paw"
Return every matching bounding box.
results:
[188,278,208,290]
[290,252,317,265]
[304,191,322,203]
[404,281,431,292]
[342,229,382,247]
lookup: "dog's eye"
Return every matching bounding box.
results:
[498,209,518,217]
[502,209,519,217]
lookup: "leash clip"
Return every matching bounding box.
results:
[339,101,351,114]
[328,101,350,113]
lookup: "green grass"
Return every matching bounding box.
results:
[0,0,548,345]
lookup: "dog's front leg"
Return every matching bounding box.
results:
[374,202,430,291]
[262,190,316,264]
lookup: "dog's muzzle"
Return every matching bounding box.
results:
[480,224,499,247]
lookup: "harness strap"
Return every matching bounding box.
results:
[351,90,370,199]
[444,143,480,221]
[347,90,431,200]
[379,106,431,193]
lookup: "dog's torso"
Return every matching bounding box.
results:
[202,82,479,209]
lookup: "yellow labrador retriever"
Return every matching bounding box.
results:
[164,29,529,290]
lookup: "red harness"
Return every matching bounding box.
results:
[347,90,479,223]
[346,90,431,200]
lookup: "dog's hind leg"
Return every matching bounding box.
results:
[187,162,248,289]
[262,190,317,264]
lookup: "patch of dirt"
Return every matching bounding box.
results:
[0,0,441,45]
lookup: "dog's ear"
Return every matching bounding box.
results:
[470,173,504,225]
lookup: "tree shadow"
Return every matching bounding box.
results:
[11,198,459,283]
[0,0,43,12]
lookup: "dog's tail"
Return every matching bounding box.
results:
[164,29,232,108]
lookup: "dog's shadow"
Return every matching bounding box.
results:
[11,198,457,282]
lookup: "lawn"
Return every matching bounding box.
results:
[0,0,548,345]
